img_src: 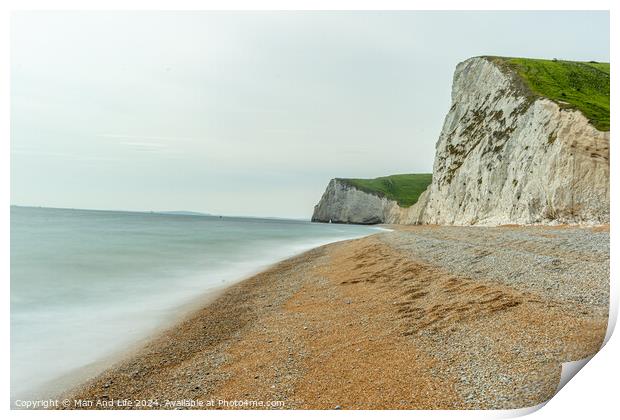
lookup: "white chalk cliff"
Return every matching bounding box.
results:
[311,179,405,224]
[312,56,609,226]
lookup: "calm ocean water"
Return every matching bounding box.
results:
[10,206,379,401]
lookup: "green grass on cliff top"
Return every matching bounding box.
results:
[339,174,432,208]
[497,57,609,131]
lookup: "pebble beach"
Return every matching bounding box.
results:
[60,225,609,410]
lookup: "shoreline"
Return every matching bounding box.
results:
[58,225,608,410]
[17,230,381,406]
[21,283,231,405]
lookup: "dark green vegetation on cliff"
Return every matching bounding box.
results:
[339,174,432,207]
[496,57,610,131]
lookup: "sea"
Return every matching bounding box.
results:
[10,206,379,402]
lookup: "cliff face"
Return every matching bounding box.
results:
[411,57,609,225]
[312,56,609,226]
[311,179,405,224]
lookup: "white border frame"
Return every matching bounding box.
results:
[1,1,616,419]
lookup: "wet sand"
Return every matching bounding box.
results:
[60,225,609,410]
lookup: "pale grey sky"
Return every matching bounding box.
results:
[11,11,609,218]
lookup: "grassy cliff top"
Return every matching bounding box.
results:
[491,57,609,131]
[338,174,432,208]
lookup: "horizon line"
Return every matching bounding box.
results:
[10,204,311,222]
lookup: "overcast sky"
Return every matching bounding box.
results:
[11,11,609,218]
